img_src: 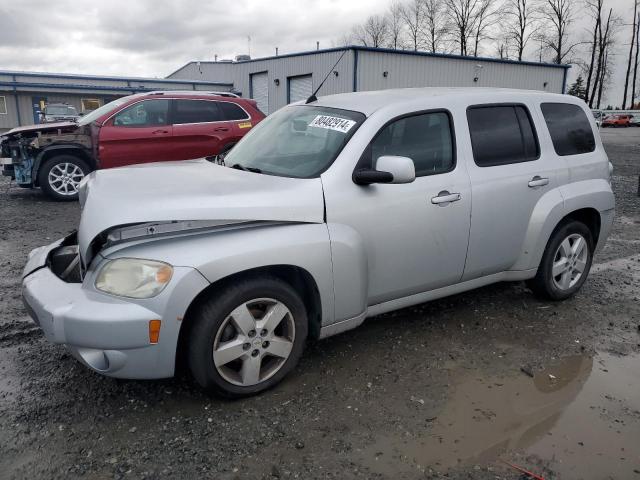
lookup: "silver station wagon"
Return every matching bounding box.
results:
[22,88,615,397]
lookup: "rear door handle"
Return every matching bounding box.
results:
[431,191,461,205]
[528,176,549,188]
[213,127,230,132]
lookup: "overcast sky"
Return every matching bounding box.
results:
[0,0,637,106]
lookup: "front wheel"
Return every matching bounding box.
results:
[38,155,89,201]
[187,277,308,398]
[527,221,594,301]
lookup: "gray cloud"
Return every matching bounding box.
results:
[0,0,636,105]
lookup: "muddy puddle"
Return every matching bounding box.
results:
[360,352,640,478]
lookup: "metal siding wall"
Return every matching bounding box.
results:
[0,92,19,130]
[169,51,355,113]
[356,51,565,93]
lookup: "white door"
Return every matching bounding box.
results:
[288,75,312,104]
[250,72,268,114]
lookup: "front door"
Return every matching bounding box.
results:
[325,110,472,306]
[98,99,173,169]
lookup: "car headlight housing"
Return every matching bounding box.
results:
[95,258,173,298]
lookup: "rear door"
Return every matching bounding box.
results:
[461,103,567,280]
[170,99,234,160]
[98,99,172,168]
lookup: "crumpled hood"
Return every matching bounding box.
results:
[78,159,325,261]
[5,121,78,136]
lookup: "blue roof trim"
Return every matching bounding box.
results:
[169,45,570,77]
[0,69,232,86]
[0,81,232,94]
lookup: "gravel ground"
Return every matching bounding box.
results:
[0,128,638,480]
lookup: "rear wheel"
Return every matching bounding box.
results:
[527,221,594,301]
[187,277,307,398]
[38,155,89,201]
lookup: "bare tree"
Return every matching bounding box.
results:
[622,0,639,109]
[387,1,406,49]
[444,0,482,56]
[401,0,426,51]
[633,12,640,106]
[540,0,580,64]
[589,8,616,108]
[584,0,603,104]
[504,0,540,61]
[353,14,390,48]
[472,0,499,56]
[423,0,450,53]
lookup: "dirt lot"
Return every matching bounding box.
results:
[0,128,638,480]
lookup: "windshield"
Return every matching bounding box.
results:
[223,105,366,178]
[45,105,77,116]
[77,96,135,126]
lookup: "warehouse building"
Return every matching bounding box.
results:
[0,71,233,132]
[168,45,570,115]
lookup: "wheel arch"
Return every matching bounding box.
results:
[34,145,95,186]
[175,264,323,374]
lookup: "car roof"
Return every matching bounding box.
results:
[312,87,577,116]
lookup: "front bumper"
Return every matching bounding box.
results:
[22,239,210,379]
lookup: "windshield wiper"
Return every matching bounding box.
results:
[231,163,262,173]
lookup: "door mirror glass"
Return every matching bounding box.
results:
[353,155,416,185]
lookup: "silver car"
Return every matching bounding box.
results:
[22,88,615,397]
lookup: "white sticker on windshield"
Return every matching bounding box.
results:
[308,115,356,133]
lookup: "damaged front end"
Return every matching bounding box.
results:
[0,123,91,188]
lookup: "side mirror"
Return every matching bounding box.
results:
[353,155,416,185]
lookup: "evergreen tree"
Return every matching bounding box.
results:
[567,75,587,99]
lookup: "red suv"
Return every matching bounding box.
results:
[0,92,265,200]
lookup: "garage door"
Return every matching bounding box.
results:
[250,72,269,114]
[288,75,313,104]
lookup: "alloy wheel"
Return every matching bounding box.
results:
[48,162,85,196]
[551,233,589,291]
[212,298,295,386]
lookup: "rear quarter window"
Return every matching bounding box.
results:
[219,102,250,121]
[541,103,596,156]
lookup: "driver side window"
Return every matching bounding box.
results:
[112,100,169,127]
[370,111,455,177]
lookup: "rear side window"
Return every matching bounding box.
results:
[541,103,596,156]
[172,100,222,124]
[219,102,249,121]
[467,105,539,167]
[370,111,455,177]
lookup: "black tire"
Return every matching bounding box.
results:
[38,154,89,201]
[188,276,308,398]
[527,221,594,301]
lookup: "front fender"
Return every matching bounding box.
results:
[102,222,336,327]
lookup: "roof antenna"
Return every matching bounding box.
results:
[306,49,347,104]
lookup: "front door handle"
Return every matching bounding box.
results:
[431,191,461,205]
[528,176,549,188]
[152,129,170,135]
